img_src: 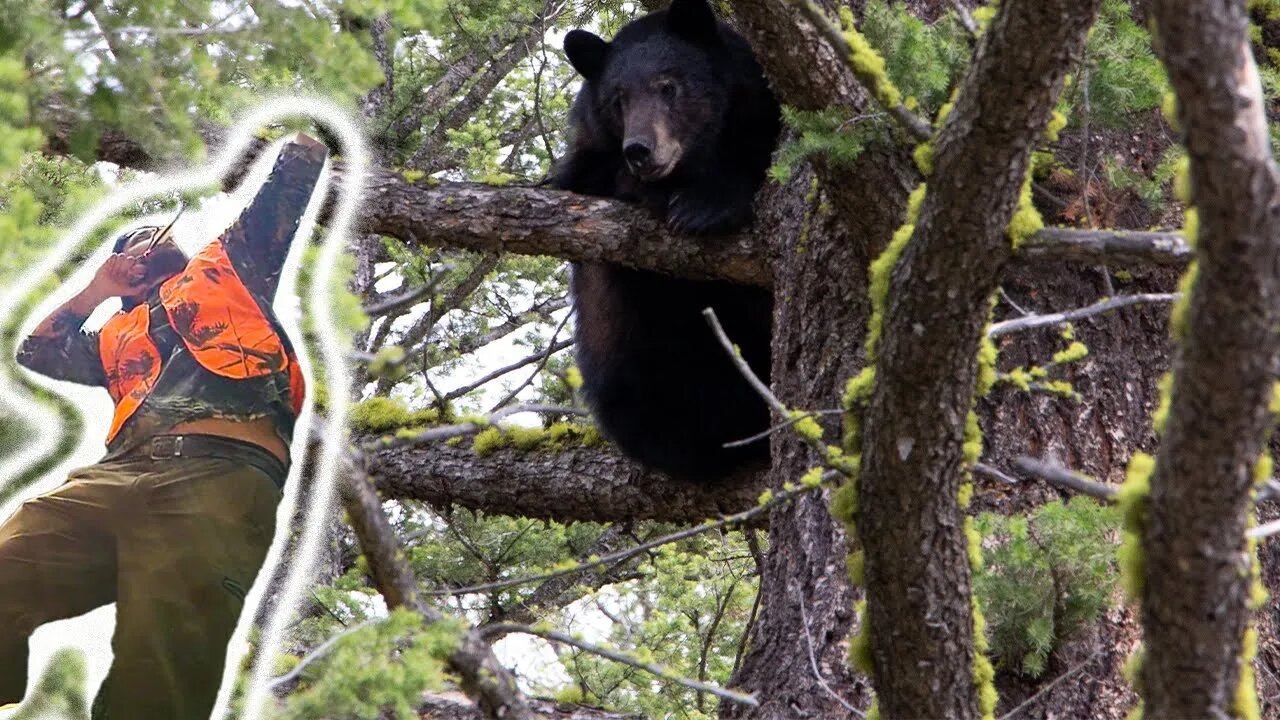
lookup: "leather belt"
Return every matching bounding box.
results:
[139,434,288,490]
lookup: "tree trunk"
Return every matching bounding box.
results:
[1139,2,1280,718]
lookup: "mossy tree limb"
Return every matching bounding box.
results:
[1139,2,1280,718]
[366,437,771,525]
[856,1,1101,718]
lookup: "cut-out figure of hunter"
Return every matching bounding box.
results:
[0,133,328,719]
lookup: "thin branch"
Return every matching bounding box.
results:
[722,409,845,449]
[999,287,1034,317]
[267,620,380,692]
[988,293,1180,338]
[338,454,533,717]
[454,295,571,357]
[950,0,978,36]
[420,483,823,598]
[488,306,574,411]
[1248,518,1280,540]
[358,403,587,453]
[973,462,1020,486]
[703,308,842,470]
[441,337,574,401]
[1012,456,1118,501]
[799,592,865,718]
[479,624,759,708]
[362,267,454,316]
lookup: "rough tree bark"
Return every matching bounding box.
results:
[857,1,1100,717]
[1139,2,1280,717]
[368,440,770,524]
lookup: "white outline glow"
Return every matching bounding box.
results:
[0,95,366,719]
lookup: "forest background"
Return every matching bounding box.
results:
[0,0,1276,719]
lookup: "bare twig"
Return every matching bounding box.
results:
[988,293,1180,338]
[480,624,760,707]
[441,338,574,401]
[1012,456,1117,501]
[489,306,574,411]
[704,308,842,471]
[1248,519,1280,540]
[268,620,380,692]
[973,462,1020,486]
[723,409,844,449]
[799,593,865,717]
[999,287,1034,317]
[362,267,453,316]
[950,0,978,36]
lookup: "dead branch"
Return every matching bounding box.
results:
[1013,227,1191,267]
[1012,456,1118,501]
[987,293,1180,338]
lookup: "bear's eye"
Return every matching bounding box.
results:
[656,79,679,102]
[610,93,626,118]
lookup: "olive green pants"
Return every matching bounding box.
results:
[0,447,283,719]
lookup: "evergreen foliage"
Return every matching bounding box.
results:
[1072,0,1169,128]
[859,0,970,114]
[973,498,1119,678]
[552,530,758,719]
[10,648,90,720]
[270,609,457,720]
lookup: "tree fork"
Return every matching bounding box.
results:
[856,0,1100,717]
[1139,1,1280,717]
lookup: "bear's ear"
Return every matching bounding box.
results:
[565,30,609,80]
[667,0,718,44]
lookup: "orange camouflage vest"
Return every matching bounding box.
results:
[98,240,305,442]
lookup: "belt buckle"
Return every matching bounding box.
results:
[149,435,184,460]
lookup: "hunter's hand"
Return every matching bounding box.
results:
[90,253,148,298]
[292,132,326,151]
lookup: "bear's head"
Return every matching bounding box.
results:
[563,0,732,182]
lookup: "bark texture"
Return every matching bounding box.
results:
[367,439,770,524]
[857,1,1100,717]
[1139,2,1280,717]
[722,168,874,719]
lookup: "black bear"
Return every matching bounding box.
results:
[552,0,780,479]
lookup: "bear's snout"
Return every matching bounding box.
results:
[623,137,655,174]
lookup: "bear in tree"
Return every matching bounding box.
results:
[551,0,781,479]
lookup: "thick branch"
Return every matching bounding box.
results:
[1139,2,1280,717]
[365,440,770,525]
[1012,227,1192,267]
[349,171,773,286]
[857,1,1099,717]
[47,113,1192,287]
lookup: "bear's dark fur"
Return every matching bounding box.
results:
[552,0,780,480]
